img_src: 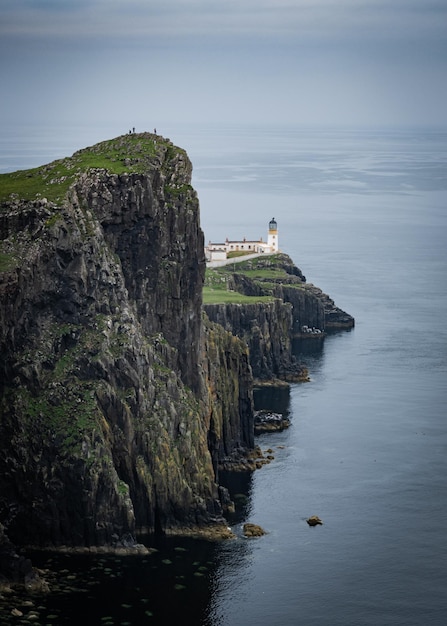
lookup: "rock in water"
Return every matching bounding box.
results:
[254,410,291,433]
[243,523,266,537]
[306,515,323,526]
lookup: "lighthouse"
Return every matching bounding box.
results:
[267,217,278,252]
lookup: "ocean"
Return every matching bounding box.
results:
[1,124,446,625]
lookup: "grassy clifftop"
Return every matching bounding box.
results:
[203,253,305,304]
[203,273,275,305]
[0,132,184,205]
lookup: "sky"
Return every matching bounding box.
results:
[0,0,447,129]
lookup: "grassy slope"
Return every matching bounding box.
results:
[203,254,296,305]
[202,285,274,305]
[0,133,180,205]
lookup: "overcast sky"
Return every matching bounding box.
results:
[1,0,446,129]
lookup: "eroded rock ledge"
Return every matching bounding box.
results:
[203,252,354,383]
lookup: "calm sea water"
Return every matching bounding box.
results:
[1,125,446,625]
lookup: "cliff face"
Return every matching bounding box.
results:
[227,253,353,333]
[202,317,254,472]
[72,166,204,393]
[203,300,305,382]
[0,134,253,551]
[0,133,354,565]
[203,253,354,382]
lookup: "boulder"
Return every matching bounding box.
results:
[254,410,291,433]
[243,523,266,538]
[306,515,323,526]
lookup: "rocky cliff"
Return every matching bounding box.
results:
[0,133,355,587]
[203,299,306,382]
[203,253,354,382]
[0,133,253,559]
[202,316,254,472]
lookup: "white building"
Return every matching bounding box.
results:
[205,218,279,262]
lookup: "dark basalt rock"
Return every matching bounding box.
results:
[203,299,309,383]
[0,523,46,591]
[254,410,291,433]
[0,134,255,564]
[204,253,354,384]
[0,133,351,587]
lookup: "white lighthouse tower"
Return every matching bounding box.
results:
[267,217,278,252]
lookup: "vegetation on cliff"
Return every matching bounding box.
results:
[0,133,252,561]
[0,133,189,204]
[0,133,353,588]
[203,253,305,304]
[204,253,354,330]
[203,253,353,382]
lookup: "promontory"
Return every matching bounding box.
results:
[0,132,353,584]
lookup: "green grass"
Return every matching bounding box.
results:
[0,252,16,272]
[164,183,193,197]
[202,286,274,304]
[204,264,288,287]
[18,384,101,459]
[230,268,288,280]
[203,253,303,303]
[0,133,180,204]
[204,266,276,304]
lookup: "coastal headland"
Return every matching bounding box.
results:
[0,133,353,587]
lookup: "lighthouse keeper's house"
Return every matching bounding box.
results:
[205,218,279,263]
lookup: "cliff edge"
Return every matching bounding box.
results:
[0,133,252,560]
[203,253,354,383]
